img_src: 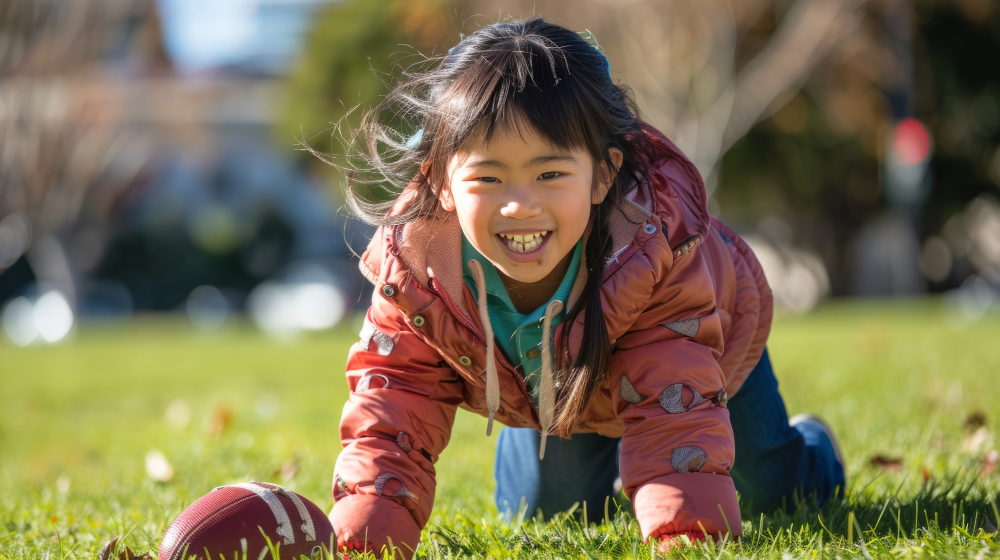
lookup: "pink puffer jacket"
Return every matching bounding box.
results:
[330,124,773,556]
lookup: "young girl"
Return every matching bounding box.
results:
[327,16,844,557]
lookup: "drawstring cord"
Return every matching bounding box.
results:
[467,260,499,436]
[538,299,563,460]
[468,258,563,459]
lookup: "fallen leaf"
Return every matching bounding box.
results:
[961,426,991,452]
[145,450,175,482]
[964,412,988,431]
[983,450,998,477]
[869,455,903,472]
[99,537,123,560]
[99,537,154,560]
[204,403,233,437]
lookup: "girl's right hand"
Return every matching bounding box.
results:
[329,493,421,559]
[658,530,705,551]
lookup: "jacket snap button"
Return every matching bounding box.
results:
[458,355,472,366]
[644,224,657,234]
[412,315,425,327]
[381,285,396,297]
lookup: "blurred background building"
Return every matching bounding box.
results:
[1,0,999,345]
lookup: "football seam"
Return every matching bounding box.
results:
[165,493,270,560]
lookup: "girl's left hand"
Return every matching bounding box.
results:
[658,531,705,551]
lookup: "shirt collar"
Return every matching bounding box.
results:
[462,234,583,328]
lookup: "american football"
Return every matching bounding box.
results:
[158,481,335,560]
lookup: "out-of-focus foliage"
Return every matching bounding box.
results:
[282,0,1000,300]
[0,1,361,322]
[0,0,169,306]
[718,0,1000,293]
[279,0,464,173]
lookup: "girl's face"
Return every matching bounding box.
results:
[439,125,622,285]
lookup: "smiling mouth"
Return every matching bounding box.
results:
[497,231,550,253]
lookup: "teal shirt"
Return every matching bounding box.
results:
[461,235,582,394]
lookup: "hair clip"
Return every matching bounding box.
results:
[577,29,603,53]
[405,128,424,149]
[577,28,612,78]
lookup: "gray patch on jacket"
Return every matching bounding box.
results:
[659,383,709,413]
[619,375,647,404]
[663,317,700,338]
[671,446,708,473]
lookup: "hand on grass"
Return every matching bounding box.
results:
[658,530,705,551]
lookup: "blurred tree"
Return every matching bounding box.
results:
[279,0,464,180]
[0,0,168,308]
[718,0,1000,293]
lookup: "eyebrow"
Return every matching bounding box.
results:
[466,154,579,169]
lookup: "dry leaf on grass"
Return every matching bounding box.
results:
[98,537,155,560]
[203,403,234,437]
[962,427,991,452]
[145,450,175,482]
[868,455,904,472]
[961,412,992,452]
[964,412,987,431]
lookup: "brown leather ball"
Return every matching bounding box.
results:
[159,481,335,560]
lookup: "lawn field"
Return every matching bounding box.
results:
[1,299,999,559]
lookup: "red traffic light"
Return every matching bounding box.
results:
[892,118,931,165]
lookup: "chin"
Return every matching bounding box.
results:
[499,265,553,284]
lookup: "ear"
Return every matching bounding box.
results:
[592,147,624,205]
[428,160,458,212]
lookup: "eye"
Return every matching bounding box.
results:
[476,177,500,183]
[539,171,563,180]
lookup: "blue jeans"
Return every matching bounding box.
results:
[493,348,845,520]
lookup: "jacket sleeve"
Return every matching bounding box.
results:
[330,291,464,558]
[610,244,742,543]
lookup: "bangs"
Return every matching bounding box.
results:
[436,39,608,159]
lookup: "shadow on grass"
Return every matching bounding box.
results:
[418,470,999,559]
[753,469,999,541]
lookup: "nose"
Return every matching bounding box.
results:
[499,185,542,219]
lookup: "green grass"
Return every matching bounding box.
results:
[1,299,998,559]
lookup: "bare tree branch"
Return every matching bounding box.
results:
[699,0,869,186]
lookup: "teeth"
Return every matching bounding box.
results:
[501,231,545,241]
[500,231,548,253]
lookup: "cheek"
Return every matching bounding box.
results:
[453,193,493,235]
[554,184,594,231]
